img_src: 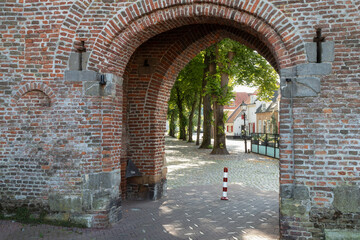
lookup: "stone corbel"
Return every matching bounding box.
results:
[280,63,332,98]
[281,41,334,98]
[64,70,122,97]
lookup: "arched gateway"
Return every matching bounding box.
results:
[1,0,359,239]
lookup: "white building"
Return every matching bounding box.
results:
[233,93,257,136]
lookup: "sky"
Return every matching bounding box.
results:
[233,85,257,93]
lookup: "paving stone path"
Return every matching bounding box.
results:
[166,137,279,192]
[0,137,279,240]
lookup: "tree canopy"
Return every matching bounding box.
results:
[205,39,279,105]
[167,39,279,149]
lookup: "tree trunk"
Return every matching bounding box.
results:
[195,89,202,145]
[199,52,213,149]
[175,86,187,141]
[188,92,198,142]
[169,110,176,137]
[211,50,234,155]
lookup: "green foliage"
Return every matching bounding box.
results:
[205,39,279,104]
[167,38,279,144]
[223,112,228,123]
[206,144,213,149]
[167,52,206,139]
[218,125,224,135]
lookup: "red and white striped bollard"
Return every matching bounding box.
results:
[221,167,229,200]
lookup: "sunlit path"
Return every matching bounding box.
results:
[166,136,279,192]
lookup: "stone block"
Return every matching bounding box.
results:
[280,66,297,77]
[68,52,90,70]
[294,185,310,200]
[333,185,360,213]
[322,41,335,62]
[69,52,80,71]
[280,184,294,199]
[44,212,70,222]
[64,70,81,81]
[111,169,121,188]
[325,229,360,240]
[109,205,122,224]
[305,42,317,63]
[84,170,120,191]
[294,84,317,97]
[280,199,308,218]
[297,63,332,76]
[109,194,122,209]
[81,70,98,81]
[296,76,321,93]
[70,214,94,228]
[65,70,98,82]
[83,73,122,97]
[48,194,82,213]
[280,79,297,98]
[84,81,100,96]
[92,192,111,210]
[281,76,320,98]
[82,52,90,70]
[101,81,115,97]
[84,172,111,190]
[82,190,92,210]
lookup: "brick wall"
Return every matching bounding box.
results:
[1,0,359,237]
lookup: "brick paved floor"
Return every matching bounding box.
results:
[0,137,279,240]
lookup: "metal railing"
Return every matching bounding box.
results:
[250,133,279,159]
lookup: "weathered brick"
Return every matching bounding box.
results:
[0,0,359,237]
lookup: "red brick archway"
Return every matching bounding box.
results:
[46,0,309,231]
[53,2,307,204]
[113,23,302,202]
[80,0,307,205]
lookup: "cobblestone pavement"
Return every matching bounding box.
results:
[166,137,279,192]
[0,137,279,240]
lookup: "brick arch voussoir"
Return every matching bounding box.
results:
[52,0,93,70]
[13,83,57,104]
[143,31,222,112]
[88,0,305,74]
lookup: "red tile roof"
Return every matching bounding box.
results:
[224,92,251,110]
[226,104,243,123]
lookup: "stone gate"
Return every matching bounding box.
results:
[1,0,360,238]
